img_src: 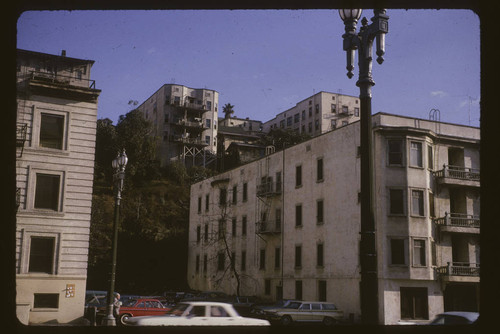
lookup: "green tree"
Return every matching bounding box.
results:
[222,103,235,119]
[258,128,312,150]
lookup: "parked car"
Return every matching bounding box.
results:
[230,296,262,317]
[181,291,232,303]
[97,297,172,325]
[123,301,270,326]
[429,311,479,325]
[250,299,299,319]
[262,301,344,326]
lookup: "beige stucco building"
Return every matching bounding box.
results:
[187,112,480,324]
[15,49,100,324]
[137,84,219,168]
[262,91,360,135]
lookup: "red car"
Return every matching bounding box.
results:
[117,298,172,325]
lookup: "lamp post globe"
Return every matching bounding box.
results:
[339,9,362,22]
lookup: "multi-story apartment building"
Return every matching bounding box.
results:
[137,84,218,168]
[187,112,480,325]
[262,91,360,136]
[15,49,100,324]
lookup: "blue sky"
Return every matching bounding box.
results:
[16,9,480,127]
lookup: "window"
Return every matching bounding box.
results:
[308,122,312,133]
[206,119,211,128]
[217,252,225,271]
[260,249,266,270]
[218,220,225,239]
[413,239,426,266]
[231,252,236,269]
[301,125,305,133]
[40,113,64,149]
[205,194,209,211]
[411,190,424,216]
[388,139,404,165]
[206,101,212,110]
[342,105,349,114]
[242,216,247,236]
[275,247,281,269]
[219,188,227,205]
[196,226,201,243]
[205,135,210,145]
[315,120,319,130]
[287,117,292,126]
[241,251,246,271]
[302,110,305,120]
[317,158,324,181]
[317,243,324,267]
[391,239,406,265]
[232,185,237,204]
[29,237,55,273]
[410,141,423,167]
[265,279,271,295]
[309,108,312,117]
[400,287,428,320]
[342,121,348,126]
[331,119,337,129]
[296,165,302,187]
[331,104,336,113]
[197,197,202,213]
[295,245,302,268]
[230,218,236,237]
[354,107,360,117]
[294,113,300,123]
[34,173,61,211]
[427,145,433,169]
[33,293,59,309]
[275,208,281,230]
[203,254,208,272]
[318,281,327,302]
[315,104,320,113]
[195,255,200,272]
[276,172,282,192]
[295,281,303,300]
[295,204,302,227]
[280,120,285,128]
[243,183,248,202]
[429,192,435,218]
[317,200,324,224]
[389,189,405,215]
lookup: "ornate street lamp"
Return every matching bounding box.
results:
[339,9,388,325]
[105,149,128,326]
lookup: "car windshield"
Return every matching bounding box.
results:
[285,302,302,309]
[122,299,138,307]
[169,303,190,316]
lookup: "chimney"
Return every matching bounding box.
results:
[61,50,66,57]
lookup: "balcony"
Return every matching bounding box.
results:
[28,71,100,101]
[433,213,480,234]
[437,262,480,283]
[168,99,208,112]
[173,118,207,130]
[171,135,209,146]
[256,182,282,197]
[433,165,480,187]
[256,221,281,235]
[337,108,353,117]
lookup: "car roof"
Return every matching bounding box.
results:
[438,312,479,321]
[183,301,233,306]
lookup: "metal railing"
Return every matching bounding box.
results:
[16,123,27,145]
[433,164,480,182]
[30,71,96,89]
[256,221,281,234]
[168,99,208,111]
[171,136,208,146]
[436,262,480,277]
[256,182,282,197]
[173,119,206,128]
[433,212,480,228]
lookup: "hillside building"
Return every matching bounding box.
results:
[137,84,219,168]
[187,112,480,325]
[15,49,101,324]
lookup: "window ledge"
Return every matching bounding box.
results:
[25,147,70,157]
[316,179,324,183]
[18,210,65,217]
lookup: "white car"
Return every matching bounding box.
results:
[123,301,271,326]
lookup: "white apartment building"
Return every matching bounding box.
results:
[137,84,218,167]
[262,91,360,136]
[16,49,101,324]
[187,112,480,325]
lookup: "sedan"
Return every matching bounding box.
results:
[123,301,271,326]
[114,298,172,325]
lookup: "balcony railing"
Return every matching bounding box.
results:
[173,118,207,129]
[168,99,208,111]
[256,221,281,234]
[433,164,480,182]
[171,135,208,146]
[30,71,96,89]
[256,182,282,197]
[436,262,480,277]
[433,212,480,228]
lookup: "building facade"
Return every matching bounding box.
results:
[137,84,219,168]
[15,49,101,324]
[262,91,360,136]
[187,113,480,325]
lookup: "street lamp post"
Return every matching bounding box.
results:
[105,149,128,326]
[339,9,388,325]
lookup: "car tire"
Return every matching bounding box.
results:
[119,313,131,325]
[281,315,293,326]
[323,317,336,326]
